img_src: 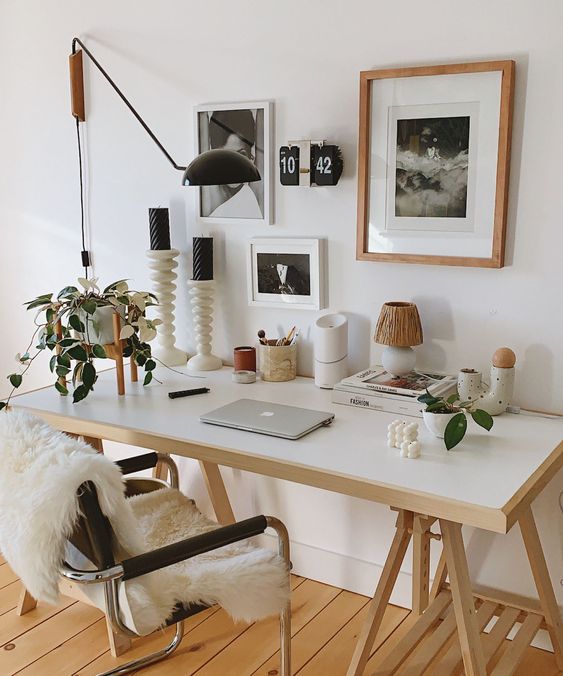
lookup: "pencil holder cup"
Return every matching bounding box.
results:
[259,343,297,382]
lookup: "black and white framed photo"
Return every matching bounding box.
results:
[247,238,326,310]
[195,101,273,225]
[356,61,514,267]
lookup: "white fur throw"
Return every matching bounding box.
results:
[0,410,289,635]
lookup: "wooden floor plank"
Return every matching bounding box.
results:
[514,645,561,675]
[367,611,420,674]
[0,562,557,676]
[298,603,409,674]
[0,582,22,617]
[253,590,368,676]
[0,565,18,590]
[138,609,253,675]
[0,601,103,673]
[195,579,341,675]
[75,606,220,676]
[0,597,75,647]
[16,617,108,675]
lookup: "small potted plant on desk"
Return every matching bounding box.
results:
[0,278,161,410]
[418,390,494,450]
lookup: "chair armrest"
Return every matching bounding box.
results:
[116,452,159,475]
[121,515,268,581]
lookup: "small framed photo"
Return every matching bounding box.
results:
[247,238,326,310]
[195,101,273,225]
[356,61,515,267]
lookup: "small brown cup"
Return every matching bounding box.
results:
[233,345,257,372]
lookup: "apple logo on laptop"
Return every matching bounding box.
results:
[260,411,275,417]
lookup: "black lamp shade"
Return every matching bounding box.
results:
[182,149,261,186]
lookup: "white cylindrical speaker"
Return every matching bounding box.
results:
[314,313,348,388]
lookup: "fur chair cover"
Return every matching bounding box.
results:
[0,410,289,635]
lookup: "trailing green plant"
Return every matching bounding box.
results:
[0,278,161,410]
[417,389,494,450]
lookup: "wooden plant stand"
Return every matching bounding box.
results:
[56,311,138,397]
[347,509,563,675]
[102,311,137,395]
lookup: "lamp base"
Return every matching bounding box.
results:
[186,353,222,372]
[381,346,416,377]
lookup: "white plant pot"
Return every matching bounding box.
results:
[78,306,124,345]
[422,410,460,439]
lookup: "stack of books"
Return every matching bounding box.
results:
[332,366,457,418]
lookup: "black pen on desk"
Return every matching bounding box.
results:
[168,387,210,399]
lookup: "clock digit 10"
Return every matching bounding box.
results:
[279,146,300,185]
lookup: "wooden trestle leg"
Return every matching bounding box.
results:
[518,506,563,669]
[439,519,486,676]
[199,460,236,525]
[412,515,436,616]
[346,510,414,675]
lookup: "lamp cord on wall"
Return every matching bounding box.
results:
[75,117,89,278]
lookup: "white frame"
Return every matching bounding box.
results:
[384,101,479,234]
[247,238,326,310]
[368,71,501,259]
[195,101,273,226]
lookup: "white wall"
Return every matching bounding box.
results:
[1,0,562,631]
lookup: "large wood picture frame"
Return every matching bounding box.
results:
[356,61,515,267]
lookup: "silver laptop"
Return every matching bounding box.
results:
[200,398,335,440]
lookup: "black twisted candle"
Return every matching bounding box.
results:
[192,236,213,280]
[149,208,171,250]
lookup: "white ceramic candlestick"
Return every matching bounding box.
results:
[186,280,222,372]
[146,249,187,367]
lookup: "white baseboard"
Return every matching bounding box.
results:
[260,533,555,653]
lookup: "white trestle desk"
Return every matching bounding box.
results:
[13,367,563,675]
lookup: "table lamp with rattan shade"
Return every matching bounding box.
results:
[374,302,423,376]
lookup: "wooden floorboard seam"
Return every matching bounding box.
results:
[290,594,372,675]
[0,569,558,676]
[247,587,351,676]
[13,614,106,675]
[0,582,21,618]
[294,604,369,674]
[190,578,313,674]
[0,599,79,647]
[192,621,258,674]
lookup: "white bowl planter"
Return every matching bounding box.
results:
[422,410,460,439]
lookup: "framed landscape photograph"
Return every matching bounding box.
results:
[247,238,326,310]
[356,61,515,267]
[195,101,273,225]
